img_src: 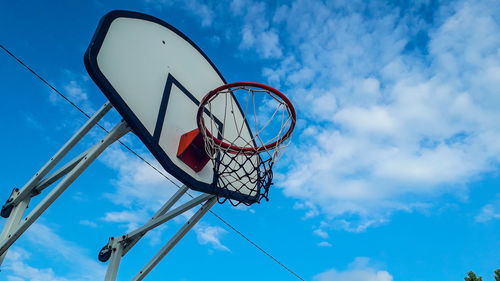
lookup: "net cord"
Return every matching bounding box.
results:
[199,85,294,206]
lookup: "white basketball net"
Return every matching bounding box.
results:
[199,84,295,205]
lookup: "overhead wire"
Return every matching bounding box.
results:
[0,44,305,281]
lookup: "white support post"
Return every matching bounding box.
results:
[131,197,217,281]
[103,238,124,281]
[0,103,130,267]
[0,198,29,265]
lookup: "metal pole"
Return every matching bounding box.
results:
[32,149,89,194]
[151,185,189,221]
[131,197,216,281]
[0,199,29,265]
[9,102,112,207]
[0,103,113,267]
[104,239,124,281]
[122,185,189,256]
[122,193,213,242]
[0,120,130,256]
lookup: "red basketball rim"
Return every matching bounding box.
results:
[196,81,296,154]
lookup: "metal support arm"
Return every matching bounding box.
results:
[0,119,129,258]
[101,189,216,281]
[8,102,113,208]
[122,185,189,256]
[132,197,216,281]
[2,148,91,217]
[123,193,213,243]
[0,103,131,267]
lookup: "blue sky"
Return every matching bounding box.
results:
[0,0,499,280]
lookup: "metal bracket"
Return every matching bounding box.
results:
[0,188,19,218]
[0,102,131,267]
[100,186,216,281]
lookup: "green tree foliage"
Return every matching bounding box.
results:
[494,269,500,281]
[465,271,483,281]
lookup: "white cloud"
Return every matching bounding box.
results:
[144,225,168,247]
[234,0,283,59]
[79,220,98,228]
[231,204,256,213]
[260,0,500,231]
[63,80,88,104]
[97,144,184,235]
[256,30,283,58]
[314,257,393,281]
[23,114,44,130]
[294,201,319,219]
[317,241,332,247]
[183,0,215,27]
[332,218,390,233]
[475,204,500,222]
[194,223,230,252]
[149,0,283,59]
[3,223,106,281]
[4,248,71,281]
[313,229,329,239]
[100,144,181,210]
[475,195,500,222]
[101,210,148,232]
[49,71,94,114]
[145,0,215,27]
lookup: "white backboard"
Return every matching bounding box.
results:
[85,11,260,204]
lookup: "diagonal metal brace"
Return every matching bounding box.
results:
[8,102,113,209]
[131,196,217,281]
[122,193,213,243]
[0,120,130,256]
[101,194,216,281]
[122,185,189,256]
[98,191,212,263]
[2,148,91,218]
[0,103,129,267]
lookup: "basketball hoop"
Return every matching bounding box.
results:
[197,82,296,205]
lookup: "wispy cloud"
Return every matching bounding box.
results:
[294,201,319,219]
[48,70,95,114]
[147,0,282,58]
[230,204,255,213]
[97,144,181,235]
[233,0,282,58]
[194,223,230,252]
[475,195,500,222]
[317,241,332,247]
[260,0,500,231]
[144,0,215,27]
[4,247,72,281]
[100,144,180,210]
[3,223,106,281]
[79,219,98,228]
[313,229,329,239]
[314,257,393,281]
[101,210,149,232]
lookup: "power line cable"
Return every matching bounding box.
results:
[0,43,305,281]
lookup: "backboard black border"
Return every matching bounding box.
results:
[84,10,260,204]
